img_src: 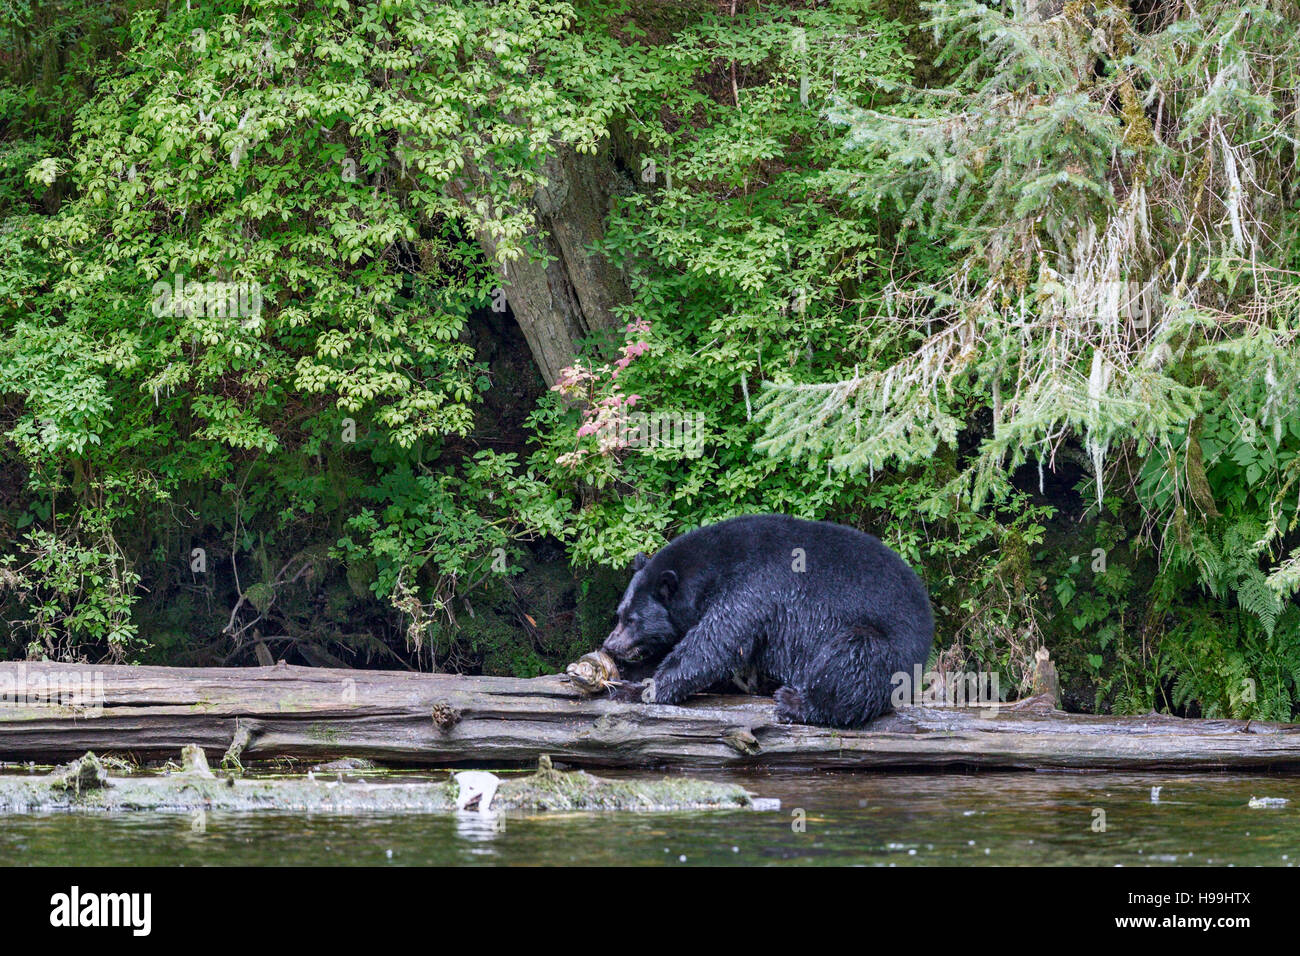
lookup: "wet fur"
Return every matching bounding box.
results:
[602,514,933,728]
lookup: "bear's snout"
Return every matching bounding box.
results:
[602,625,641,662]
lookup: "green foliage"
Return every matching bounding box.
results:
[0,0,607,662]
[5,0,1300,724]
[333,449,570,657]
[738,0,1300,718]
[531,0,926,558]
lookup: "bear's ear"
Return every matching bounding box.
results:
[631,552,649,573]
[655,569,678,603]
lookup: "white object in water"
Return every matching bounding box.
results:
[1247,796,1289,809]
[1150,786,1162,802]
[454,771,501,814]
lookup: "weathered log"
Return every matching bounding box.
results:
[2,661,1300,770]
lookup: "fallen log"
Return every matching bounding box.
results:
[2,661,1300,771]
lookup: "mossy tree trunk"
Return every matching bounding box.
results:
[450,143,633,385]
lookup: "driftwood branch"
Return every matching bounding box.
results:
[2,662,1299,770]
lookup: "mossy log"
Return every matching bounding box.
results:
[0,752,758,814]
[3,661,1300,770]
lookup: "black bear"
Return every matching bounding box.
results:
[601,514,933,728]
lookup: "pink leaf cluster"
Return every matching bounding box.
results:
[551,318,653,465]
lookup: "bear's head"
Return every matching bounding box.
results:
[601,551,680,664]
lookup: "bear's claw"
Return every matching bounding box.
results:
[773,685,806,724]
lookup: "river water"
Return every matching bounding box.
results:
[0,770,1296,866]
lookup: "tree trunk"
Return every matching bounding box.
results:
[450,143,632,385]
[4,662,1300,771]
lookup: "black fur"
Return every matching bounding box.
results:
[602,514,933,728]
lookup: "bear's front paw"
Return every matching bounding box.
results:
[640,678,657,704]
[773,685,806,724]
[606,680,646,703]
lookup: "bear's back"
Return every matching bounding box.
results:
[662,513,929,623]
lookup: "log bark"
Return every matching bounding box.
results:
[3,662,1300,770]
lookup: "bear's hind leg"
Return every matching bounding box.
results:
[773,681,860,727]
[786,627,899,728]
